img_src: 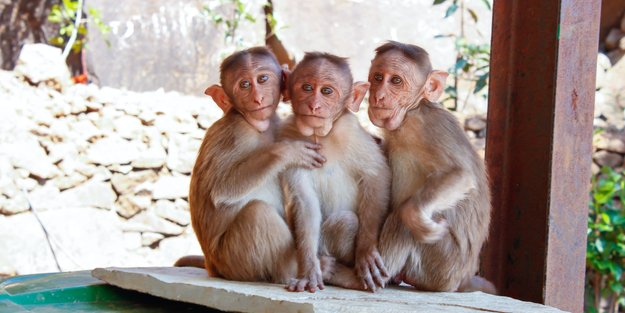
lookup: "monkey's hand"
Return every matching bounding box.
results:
[274,141,326,169]
[355,247,389,292]
[400,201,449,244]
[286,261,325,293]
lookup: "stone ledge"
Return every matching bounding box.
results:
[92,267,565,313]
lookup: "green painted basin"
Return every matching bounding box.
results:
[0,271,221,312]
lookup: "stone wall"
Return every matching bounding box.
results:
[0,44,486,277]
[85,0,491,100]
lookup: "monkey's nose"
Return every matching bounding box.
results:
[254,96,263,105]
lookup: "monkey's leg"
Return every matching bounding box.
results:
[378,210,415,284]
[214,200,297,284]
[321,210,358,265]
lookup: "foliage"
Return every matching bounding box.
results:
[202,0,258,47]
[587,166,625,313]
[432,0,491,111]
[47,0,110,54]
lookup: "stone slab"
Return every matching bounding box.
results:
[92,267,566,313]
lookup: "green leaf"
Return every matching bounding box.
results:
[468,8,478,23]
[595,238,605,253]
[473,73,488,93]
[481,0,492,10]
[433,0,447,5]
[444,3,458,18]
[454,58,468,72]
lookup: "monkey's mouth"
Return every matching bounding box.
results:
[248,105,274,112]
[369,106,393,111]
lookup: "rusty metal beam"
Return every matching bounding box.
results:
[483,1,600,312]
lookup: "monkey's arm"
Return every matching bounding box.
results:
[283,169,325,292]
[211,141,323,205]
[401,167,476,243]
[354,149,391,291]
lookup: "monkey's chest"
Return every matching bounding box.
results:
[310,162,359,216]
[389,151,429,210]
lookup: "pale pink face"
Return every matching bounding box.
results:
[289,60,351,137]
[225,55,282,132]
[367,50,427,131]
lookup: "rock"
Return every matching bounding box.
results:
[594,130,625,153]
[591,162,600,175]
[0,192,29,215]
[594,150,624,168]
[141,232,165,246]
[152,175,191,200]
[70,119,102,141]
[123,232,142,250]
[606,28,625,50]
[123,211,184,235]
[50,171,88,191]
[93,267,565,313]
[59,179,117,210]
[86,136,141,165]
[111,170,158,195]
[465,115,487,132]
[131,146,167,169]
[0,208,125,274]
[175,198,189,211]
[108,164,133,174]
[166,134,200,174]
[154,199,191,226]
[607,49,625,66]
[113,115,143,140]
[116,194,151,218]
[13,44,71,87]
[0,132,58,179]
[28,184,63,211]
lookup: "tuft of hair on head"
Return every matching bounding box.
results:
[219,46,281,87]
[374,41,433,73]
[288,52,354,92]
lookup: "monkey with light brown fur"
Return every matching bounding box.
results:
[368,41,495,293]
[280,52,391,293]
[180,47,332,284]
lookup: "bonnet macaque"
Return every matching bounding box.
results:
[280,52,391,292]
[183,47,331,284]
[368,41,494,293]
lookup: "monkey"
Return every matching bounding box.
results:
[367,41,495,294]
[181,46,332,285]
[279,52,391,293]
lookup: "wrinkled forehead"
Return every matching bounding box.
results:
[292,59,351,87]
[370,50,421,75]
[224,54,281,83]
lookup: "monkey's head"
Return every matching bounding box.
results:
[205,46,285,132]
[367,41,449,131]
[287,52,369,137]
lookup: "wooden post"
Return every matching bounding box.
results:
[483,1,601,312]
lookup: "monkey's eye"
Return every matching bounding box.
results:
[239,80,251,89]
[257,75,269,84]
[320,87,333,95]
[391,76,402,85]
[373,73,383,82]
[302,83,313,92]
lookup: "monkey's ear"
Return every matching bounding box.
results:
[205,84,233,113]
[348,81,371,112]
[423,70,449,103]
[281,66,291,102]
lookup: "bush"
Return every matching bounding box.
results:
[586,166,625,313]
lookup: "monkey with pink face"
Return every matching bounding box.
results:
[280,52,391,293]
[368,41,495,293]
[179,47,333,284]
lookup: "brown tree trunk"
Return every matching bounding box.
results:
[0,0,55,70]
[263,0,295,69]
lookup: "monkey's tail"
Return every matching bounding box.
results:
[174,255,205,268]
[458,275,497,295]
